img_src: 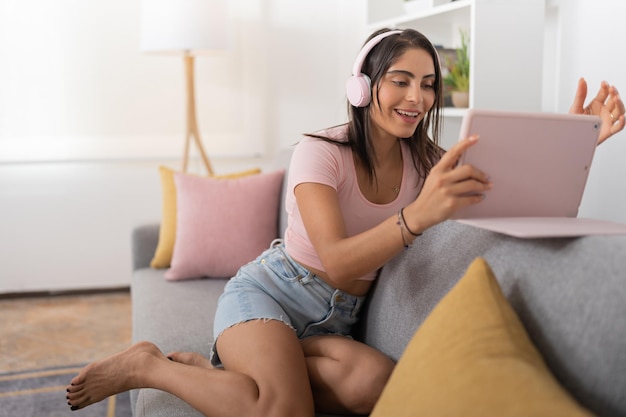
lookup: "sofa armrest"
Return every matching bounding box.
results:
[131,223,160,271]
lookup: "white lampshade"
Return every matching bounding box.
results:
[140,0,230,55]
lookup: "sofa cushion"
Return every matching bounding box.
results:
[131,267,349,417]
[165,169,285,280]
[371,257,594,417]
[131,268,228,417]
[150,166,262,269]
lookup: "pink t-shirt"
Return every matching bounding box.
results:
[284,125,423,281]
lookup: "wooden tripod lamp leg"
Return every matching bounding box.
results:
[183,54,215,176]
[182,133,191,173]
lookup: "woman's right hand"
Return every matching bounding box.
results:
[402,135,492,234]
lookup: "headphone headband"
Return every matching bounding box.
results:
[352,30,403,76]
[347,30,403,107]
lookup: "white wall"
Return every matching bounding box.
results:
[1,161,162,292]
[260,1,364,150]
[1,0,625,294]
[0,0,274,161]
[545,0,626,224]
[0,0,363,294]
[0,157,270,293]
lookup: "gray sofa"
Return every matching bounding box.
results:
[130,153,626,417]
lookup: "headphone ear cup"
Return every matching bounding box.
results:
[346,30,402,108]
[346,74,371,107]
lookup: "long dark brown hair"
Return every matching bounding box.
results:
[307,28,444,186]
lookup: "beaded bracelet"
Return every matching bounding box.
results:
[399,207,422,237]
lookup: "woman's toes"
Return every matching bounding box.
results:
[69,373,85,386]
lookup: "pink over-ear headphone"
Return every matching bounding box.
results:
[346,30,403,107]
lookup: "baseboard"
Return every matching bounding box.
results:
[0,286,130,300]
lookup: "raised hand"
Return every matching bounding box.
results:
[569,78,625,145]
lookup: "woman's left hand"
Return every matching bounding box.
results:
[569,77,625,145]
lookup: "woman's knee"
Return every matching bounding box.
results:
[217,320,316,416]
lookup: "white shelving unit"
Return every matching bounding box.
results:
[366,0,546,148]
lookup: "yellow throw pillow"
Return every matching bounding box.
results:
[150,166,262,269]
[371,257,596,417]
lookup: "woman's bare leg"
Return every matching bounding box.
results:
[301,335,394,415]
[65,341,259,415]
[167,335,394,415]
[66,320,314,417]
[216,319,315,417]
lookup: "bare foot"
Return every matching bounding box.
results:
[167,351,214,369]
[66,341,167,410]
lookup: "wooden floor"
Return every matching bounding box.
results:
[0,291,132,373]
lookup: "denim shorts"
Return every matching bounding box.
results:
[210,239,366,367]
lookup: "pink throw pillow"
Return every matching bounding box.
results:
[165,169,285,280]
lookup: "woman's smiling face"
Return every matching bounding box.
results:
[369,47,437,141]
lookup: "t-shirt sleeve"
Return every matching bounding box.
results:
[288,138,342,192]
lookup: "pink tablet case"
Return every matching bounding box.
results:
[452,109,626,237]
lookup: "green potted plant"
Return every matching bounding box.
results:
[443,29,470,107]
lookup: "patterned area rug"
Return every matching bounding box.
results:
[0,364,131,417]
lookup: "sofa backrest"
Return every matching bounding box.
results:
[361,220,626,417]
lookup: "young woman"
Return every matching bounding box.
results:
[66,28,624,416]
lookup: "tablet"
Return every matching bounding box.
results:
[452,109,601,220]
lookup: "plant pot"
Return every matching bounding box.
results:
[451,91,469,108]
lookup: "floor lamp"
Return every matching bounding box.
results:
[140,0,230,175]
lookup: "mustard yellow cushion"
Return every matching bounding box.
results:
[150,166,262,269]
[371,257,596,417]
